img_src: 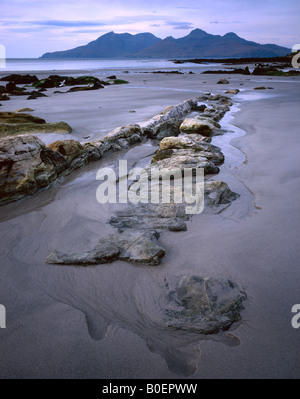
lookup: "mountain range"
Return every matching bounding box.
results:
[40,29,290,59]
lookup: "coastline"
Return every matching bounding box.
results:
[0,68,299,378]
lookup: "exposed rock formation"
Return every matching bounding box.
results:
[179,117,219,136]
[0,111,72,137]
[0,97,237,215]
[164,275,247,334]
[0,135,66,204]
[149,133,224,175]
[46,230,166,266]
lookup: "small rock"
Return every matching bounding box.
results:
[217,78,229,84]
[254,86,267,90]
[225,89,240,94]
[0,94,10,101]
[27,91,48,100]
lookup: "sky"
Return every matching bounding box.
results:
[0,0,299,58]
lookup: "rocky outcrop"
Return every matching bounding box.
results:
[202,67,250,75]
[149,133,224,175]
[46,230,166,266]
[0,118,72,137]
[141,99,197,139]
[0,135,66,204]
[48,140,84,164]
[164,275,246,334]
[0,97,237,212]
[179,117,220,136]
[32,75,108,89]
[0,112,45,125]
[204,180,240,207]
[0,74,39,84]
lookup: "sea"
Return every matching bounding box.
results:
[2,58,225,75]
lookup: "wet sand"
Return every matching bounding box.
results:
[0,70,300,378]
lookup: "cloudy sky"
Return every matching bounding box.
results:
[1,0,299,57]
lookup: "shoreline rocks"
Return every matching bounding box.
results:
[0,112,72,138]
[0,96,239,218]
[46,230,166,266]
[164,275,247,334]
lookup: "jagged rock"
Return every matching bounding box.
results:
[0,135,66,205]
[87,124,143,156]
[157,135,223,163]
[204,180,239,207]
[146,118,182,140]
[150,133,223,175]
[0,97,235,207]
[109,203,189,233]
[46,230,166,266]
[105,124,142,142]
[217,78,230,84]
[48,140,84,164]
[141,99,196,138]
[150,149,220,175]
[164,275,246,334]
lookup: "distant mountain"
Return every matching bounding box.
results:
[40,29,289,59]
[41,32,161,59]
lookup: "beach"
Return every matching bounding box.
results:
[0,65,299,379]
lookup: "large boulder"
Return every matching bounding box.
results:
[179,118,217,137]
[0,135,66,205]
[48,140,84,164]
[141,99,196,138]
[164,275,247,334]
[150,133,224,175]
[204,180,240,207]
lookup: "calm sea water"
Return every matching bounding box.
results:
[2,58,222,74]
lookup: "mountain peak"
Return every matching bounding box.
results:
[188,28,209,37]
[223,32,240,39]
